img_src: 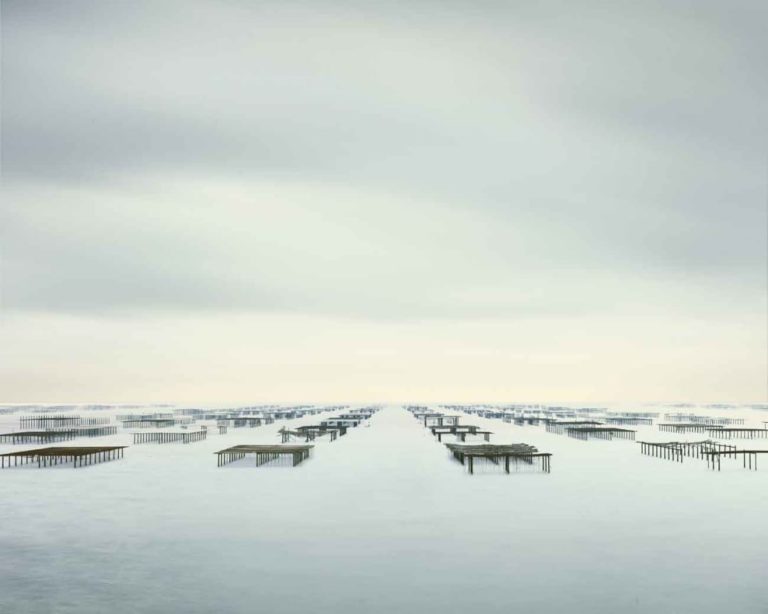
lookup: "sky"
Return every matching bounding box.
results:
[1,0,766,404]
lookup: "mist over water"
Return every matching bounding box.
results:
[1,405,766,614]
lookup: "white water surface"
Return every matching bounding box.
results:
[1,405,766,614]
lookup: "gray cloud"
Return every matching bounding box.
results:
[2,0,766,319]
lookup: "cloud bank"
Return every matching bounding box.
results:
[2,0,766,401]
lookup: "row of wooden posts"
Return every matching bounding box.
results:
[448,447,552,474]
[0,446,126,469]
[639,440,764,471]
[216,447,313,468]
[19,415,112,428]
[132,430,208,444]
[0,426,119,445]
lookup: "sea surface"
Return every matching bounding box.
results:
[1,404,766,614]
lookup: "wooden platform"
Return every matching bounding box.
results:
[605,417,653,426]
[664,414,745,425]
[567,426,636,441]
[120,418,177,428]
[19,415,80,429]
[0,430,77,444]
[706,428,768,439]
[445,443,551,474]
[638,440,736,463]
[431,426,492,442]
[216,417,264,428]
[280,426,342,443]
[638,440,765,471]
[658,423,721,433]
[0,425,117,444]
[19,415,111,429]
[702,450,767,471]
[132,430,207,444]
[0,446,127,468]
[215,444,313,467]
[545,421,603,434]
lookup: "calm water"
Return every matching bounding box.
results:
[1,405,766,614]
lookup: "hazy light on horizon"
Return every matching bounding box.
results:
[2,0,766,403]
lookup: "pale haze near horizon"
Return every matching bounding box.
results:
[1,0,766,404]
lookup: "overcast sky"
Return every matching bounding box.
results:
[1,0,766,403]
